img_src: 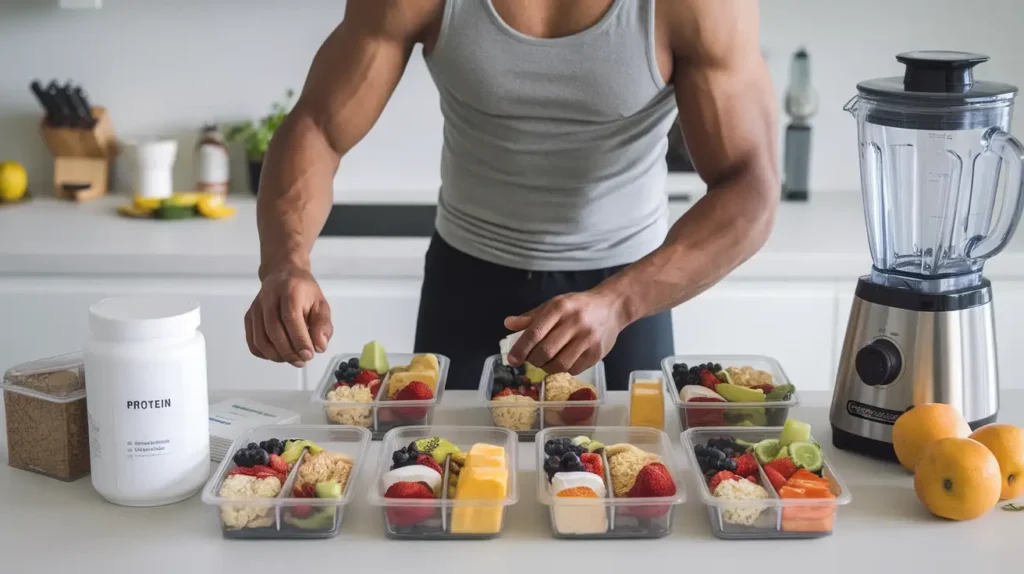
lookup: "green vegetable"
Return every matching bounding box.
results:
[1001,503,1024,512]
[226,90,295,161]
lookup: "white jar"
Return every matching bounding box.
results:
[84,295,210,507]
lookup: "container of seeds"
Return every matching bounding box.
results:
[2,352,90,481]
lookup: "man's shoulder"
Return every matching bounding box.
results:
[347,0,445,41]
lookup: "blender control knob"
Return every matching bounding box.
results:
[855,339,902,387]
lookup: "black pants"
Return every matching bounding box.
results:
[413,233,674,390]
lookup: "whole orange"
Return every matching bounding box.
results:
[892,403,970,472]
[969,424,1024,500]
[914,437,1001,521]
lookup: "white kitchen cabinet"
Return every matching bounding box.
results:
[0,278,301,392]
[671,281,838,391]
[301,279,422,390]
[991,282,1024,390]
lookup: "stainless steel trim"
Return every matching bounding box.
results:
[830,293,999,444]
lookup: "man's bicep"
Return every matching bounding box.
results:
[670,1,776,188]
[295,2,420,156]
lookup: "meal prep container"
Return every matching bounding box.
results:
[312,352,449,440]
[2,352,90,481]
[201,424,372,539]
[536,426,686,539]
[681,426,851,539]
[479,354,606,440]
[661,355,799,430]
[368,425,519,540]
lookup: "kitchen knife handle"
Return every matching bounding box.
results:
[31,80,59,125]
[46,80,72,128]
[71,87,97,129]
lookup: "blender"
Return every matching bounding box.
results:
[830,51,1024,460]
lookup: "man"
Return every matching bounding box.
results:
[244,0,778,390]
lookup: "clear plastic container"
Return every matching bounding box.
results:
[201,424,372,539]
[478,354,606,440]
[368,425,519,540]
[660,355,799,430]
[2,352,90,481]
[681,426,852,539]
[312,352,449,439]
[536,426,685,539]
[628,371,667,430]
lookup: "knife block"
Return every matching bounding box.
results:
[40,106,117,201]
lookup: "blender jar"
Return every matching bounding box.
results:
[846,51,1024,293]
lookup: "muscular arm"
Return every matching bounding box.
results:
[248,0,436,366]
[597,0,779,323]
[257,1,426,278]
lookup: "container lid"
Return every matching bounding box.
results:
[857,51,1017,104]
[89,295,200,341]
[1,352,86,403]
[855,51,1018,130]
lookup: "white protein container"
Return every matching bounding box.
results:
[84,295,210,506]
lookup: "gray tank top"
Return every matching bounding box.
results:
[425,0,678,271]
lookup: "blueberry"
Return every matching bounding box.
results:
[694,444,707,456]
[560,452,581,470]
[723,447,735,457]
[348,357,360,367]
[544,440,559,456]
[696,456,709,471]
[708,448,726,461]
[725,459,738,471]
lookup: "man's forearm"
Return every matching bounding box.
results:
[596,161,779,325]
[256,109,341,281]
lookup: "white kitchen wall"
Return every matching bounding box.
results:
[0,0,1022,201]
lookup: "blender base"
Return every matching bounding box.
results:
[831,413,997,462]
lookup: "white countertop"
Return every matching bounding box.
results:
[6,193,1024,280]
[0,390,1021,573]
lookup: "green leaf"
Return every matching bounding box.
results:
[1001,502,1024,512]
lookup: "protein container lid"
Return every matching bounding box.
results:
[1,352,86,403]
[88,295,201,341]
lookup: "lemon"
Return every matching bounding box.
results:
[0,161,28,202]
[132,196,162,211]
[197,193,236,219]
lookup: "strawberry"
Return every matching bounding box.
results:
[292,483,316,498]
[392,381,434,420]
[708,470,742,492]
[268,454,289,475]
[331,381,349,390]
[291,505,314,518]
[368,378,382,399]
[493,387,515,399]
[747,476,758,483]
[560,387,598,425]
[764,466,787,492]
[686,397,726,427]
[628,463,676,497]
[624,462,676,518]
[580,452,604,477]
[763,457,798,480]
[750,383,775,394]
[384,481,438,527]
[230,464,285,483]
[731,453,758,478]
[699,369,721,390]
[415,454,443,475]
[525,386,540,401]
[353,369,380,386]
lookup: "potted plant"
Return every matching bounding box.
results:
[226,89,294,195]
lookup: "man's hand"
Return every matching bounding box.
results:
[245,266,333,368]
[504,288,630,376]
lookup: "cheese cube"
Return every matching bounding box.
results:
[450,466,508,534]
[466,443,506,470]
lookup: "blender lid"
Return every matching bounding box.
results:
[857,51,1018,104]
